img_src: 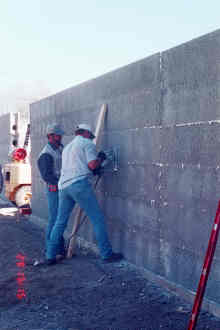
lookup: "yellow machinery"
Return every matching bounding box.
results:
[4,161,31,207]
[3,123,32,211]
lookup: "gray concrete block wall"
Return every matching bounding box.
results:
[30,29,220,304]
[0,114,10,165]
[158,30,220,302]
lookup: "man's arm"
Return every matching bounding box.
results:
[88,158,102,171]
[87,152,106,172]
[37,153,58,185]
[84,141,106,172]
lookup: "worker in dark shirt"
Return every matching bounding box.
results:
[37,123,65,258]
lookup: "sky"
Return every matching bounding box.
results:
[0,0,220,111]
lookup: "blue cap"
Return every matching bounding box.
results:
[46,123,65,136]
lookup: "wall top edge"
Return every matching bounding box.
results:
[161,28,220,56]
[30,28,220,109]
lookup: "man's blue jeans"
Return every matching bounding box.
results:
[45,188,65,255]
[46,178,113,260]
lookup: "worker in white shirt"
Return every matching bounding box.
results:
[46,124,123,265]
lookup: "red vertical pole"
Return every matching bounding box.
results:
[188,201,220,330]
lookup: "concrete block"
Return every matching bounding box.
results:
[159,240,202,290]
[102,164,159,200]
[104,127,161,167]
[104,196,159,234]
[159,166,203,202]
[160,123,220,166]
[162,30,220,125]
[159,201,215,255]
[106,87,161,131]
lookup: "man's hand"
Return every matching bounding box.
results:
[88,151,106,172]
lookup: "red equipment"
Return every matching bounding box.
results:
[188,201,220,330]
[12,148,27,161]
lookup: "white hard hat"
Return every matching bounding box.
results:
[76,124,95,137]
[46,123,65,135]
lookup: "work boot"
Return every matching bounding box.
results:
[33,258,57,267]
[103,252,124,263]
[46,258,57,265]
[56,254,65,261]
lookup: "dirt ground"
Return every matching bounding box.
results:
[0,208,220,329]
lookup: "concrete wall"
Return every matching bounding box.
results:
[30,29,220,304]
[0,113,10,165]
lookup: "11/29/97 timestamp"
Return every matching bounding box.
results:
[16,253,27,300]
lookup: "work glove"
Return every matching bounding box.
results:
[97,151,107,162]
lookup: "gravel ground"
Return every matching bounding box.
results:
[0,210,220,330]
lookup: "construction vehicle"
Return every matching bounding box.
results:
[3,119,32,212]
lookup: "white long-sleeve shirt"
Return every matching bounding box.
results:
[58,135,98,190]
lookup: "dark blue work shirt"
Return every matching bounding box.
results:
[37,143,60,185]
